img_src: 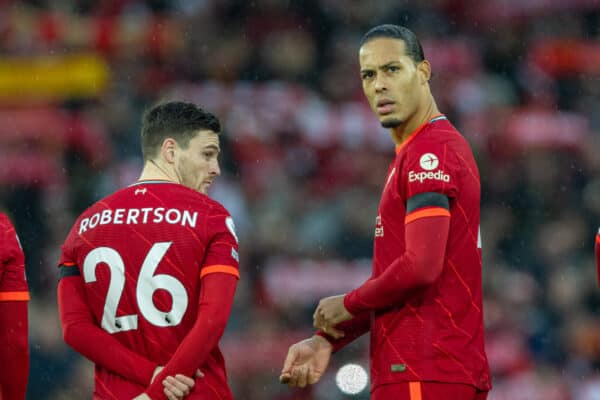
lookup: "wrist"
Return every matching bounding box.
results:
[312,334,333,352]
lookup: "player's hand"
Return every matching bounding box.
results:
[313,294,353,339]
[151,366,204,400]
[132,394,151,400]
[162,374,195,400]
[279,335,333,388]
[162,370,204,400]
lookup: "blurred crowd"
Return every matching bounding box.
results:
[1,0,600,399]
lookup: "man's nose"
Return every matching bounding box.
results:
[211,160,221,176]
[374,73,387,93]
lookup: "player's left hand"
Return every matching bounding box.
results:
[313,294,353,339]
[162,374,196,400]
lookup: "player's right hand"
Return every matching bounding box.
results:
[162,374,194,400]
[152,366,204,400]
[162,370,204,400]
[279,335,333,388]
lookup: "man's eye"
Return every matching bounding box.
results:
[362,71,374,80]
[388,66,399,72]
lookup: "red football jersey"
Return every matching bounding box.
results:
[360,116,490,391]
[0,212,29,299]
[0,212,30,400]
[59,181,240,399]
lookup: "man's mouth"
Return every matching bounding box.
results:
[376,99,395,115]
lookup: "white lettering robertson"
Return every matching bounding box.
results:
[79,218,90,234]
[127,209,140,224]
[153,208,165,224]
[141,208,152,223]
[181,210,197,228]
[89,213,100,229]
[78,207,198,234]
[114,208,125,224]
[165,208,181,225]
[100,209,112,225]
[408,170,450,184]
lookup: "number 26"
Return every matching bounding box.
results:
[83,242,189,334]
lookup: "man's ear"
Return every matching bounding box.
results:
[160,138,177,164]
[418,60,431,83]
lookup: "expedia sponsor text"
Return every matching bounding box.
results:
[408,170,450,183]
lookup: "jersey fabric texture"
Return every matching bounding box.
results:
[58,181,239,399]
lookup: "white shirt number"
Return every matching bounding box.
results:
[83,242,189,334]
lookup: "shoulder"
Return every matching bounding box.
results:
[414,119,463,147]
[75,191,117,221]
[64,189,121,237]
[146,184,233,233]
[166,184,231,216]
[411,120,474,162]
[206,198,231,217]
[0,212,9,230]
[0,213,14,255]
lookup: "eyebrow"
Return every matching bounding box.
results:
[203,144,220,152]
[360,61,401,73]
[380,61,401,68]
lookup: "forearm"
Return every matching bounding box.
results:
[58,278,157,385]
[317,311,370,353]
[146,274,237,399]
[62,319,157,385]
[345,215,450,314]
[0,301,29,399]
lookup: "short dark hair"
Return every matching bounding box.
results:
[141,101,221,162]
[360,24,425,63]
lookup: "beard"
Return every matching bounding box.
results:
[381,118,403,128]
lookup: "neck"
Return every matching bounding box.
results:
[138,159,180,183]
[390,94,440,146]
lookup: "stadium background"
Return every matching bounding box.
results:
[1,0,600,399]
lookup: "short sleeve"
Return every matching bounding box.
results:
[401,140,460,199]
[0,214,29,299]
[56,226,83,282]
[200,206,240,280]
